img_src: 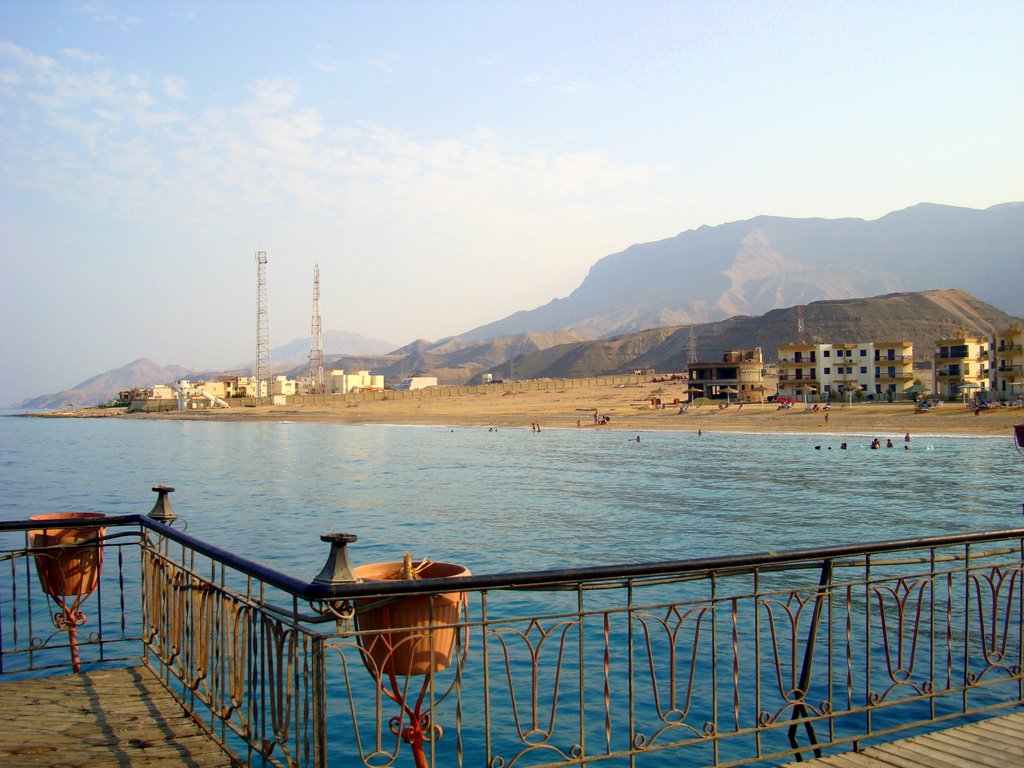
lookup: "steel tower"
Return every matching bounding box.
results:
[309,263,324,394]
[255,251,271,405]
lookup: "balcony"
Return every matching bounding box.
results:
[875,372,914,381]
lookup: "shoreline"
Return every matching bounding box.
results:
[14,382,1024,438]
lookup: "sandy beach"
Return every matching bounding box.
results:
[36,381,1024,438]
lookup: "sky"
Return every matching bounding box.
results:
[1,1,1022,405]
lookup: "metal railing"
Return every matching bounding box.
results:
[2,515,1022,767]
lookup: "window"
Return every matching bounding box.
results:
[860,349,867,357]
[875,367,880,377]
[823,367,831,374]
[847,367,853,374]
[860,366,867,374]
[823,350,831,358]
[888,367,896,377]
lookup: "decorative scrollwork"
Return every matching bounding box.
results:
[311,598,356,626]
[52,608,86,629]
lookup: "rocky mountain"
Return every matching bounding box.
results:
[460,203,1023,341]
[10,358,191,409]
[13,291,1018,407]
[240,330,398,369]
[479,289,1019,381]
[285,330,591,385]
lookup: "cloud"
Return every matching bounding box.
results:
[60,48,105,62]
[161,76,186,100]
[80,2,143,30]
[1,41,658,290]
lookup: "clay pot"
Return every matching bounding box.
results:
[29,513,106,597]
[354,561,470,676]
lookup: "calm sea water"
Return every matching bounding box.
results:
[1,413,1021,575]
[2,413,1022,766]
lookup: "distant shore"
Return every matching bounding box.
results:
[20,382,1024,438]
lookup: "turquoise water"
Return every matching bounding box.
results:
[1,414,1021,575]
[2,414,1022,766]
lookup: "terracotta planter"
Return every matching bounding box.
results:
[29,513,106,597]
[354,560,470,676]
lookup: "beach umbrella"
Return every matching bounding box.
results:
[959,382,980,404]
[798,384,816,409]
[903,383,928,402]
[845,384,863,406]
[722,386,739,404]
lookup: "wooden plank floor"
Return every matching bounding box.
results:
[785,710,1024,767]
[0,666,233,767]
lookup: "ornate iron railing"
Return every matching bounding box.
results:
[2,515,1022,767]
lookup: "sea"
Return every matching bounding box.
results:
[1,412,1021,574]
[2,412,1023,765]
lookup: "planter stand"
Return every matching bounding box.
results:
[315,535,470,768]
[29,513,107,672]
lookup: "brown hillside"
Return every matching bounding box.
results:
[490,289,1018,380]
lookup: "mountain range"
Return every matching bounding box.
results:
[460,202,1022,340]
[11,203,1022,408]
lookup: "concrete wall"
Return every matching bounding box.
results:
[286,374,652,407]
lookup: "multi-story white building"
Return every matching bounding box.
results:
[992,324,1024,402]
[777,340,915,401]
[325,370,385,394]
[933,335,989,400]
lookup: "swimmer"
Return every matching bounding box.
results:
[840,442,848,450]
[886,439,894,448]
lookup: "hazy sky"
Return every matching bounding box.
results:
[2,1,1022,404]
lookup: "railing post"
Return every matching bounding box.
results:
[788,558,833,760]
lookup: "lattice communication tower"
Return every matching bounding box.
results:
[797,305,805,345]
[255,251,271,405]
[309,263,324,394]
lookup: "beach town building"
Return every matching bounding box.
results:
[271,376,296,397]
[128,383,179,412]
[776,340,915,401]
[992,324,1024,401]
[933,335,989,400]
[221,376,267,399]
[325,370,384,394]
[395,375,439,391]
[686,348,773,403]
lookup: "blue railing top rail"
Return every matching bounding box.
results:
[2,514,1022,601]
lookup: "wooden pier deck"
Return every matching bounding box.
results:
[0,664,1019,768]
[787,709,1024,767]
[0,666,232,767]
